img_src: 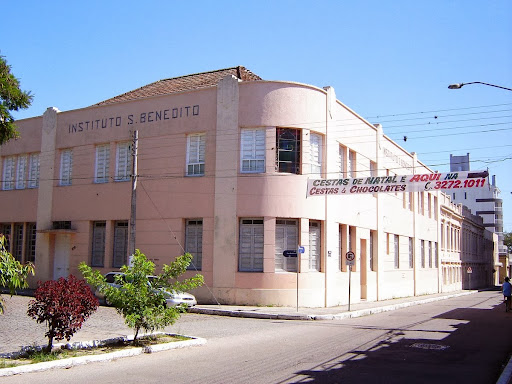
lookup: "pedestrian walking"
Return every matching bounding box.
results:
[503,277,512,312]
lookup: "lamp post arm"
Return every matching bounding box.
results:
[449,82,512,92]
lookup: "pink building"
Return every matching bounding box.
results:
[0,67,494,307]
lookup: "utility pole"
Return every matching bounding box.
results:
[128,130,138,265]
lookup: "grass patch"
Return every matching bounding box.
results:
[1,333,190,368]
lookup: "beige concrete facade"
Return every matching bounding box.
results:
[0,69,498,307]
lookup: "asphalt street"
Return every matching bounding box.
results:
[1,290,511,383]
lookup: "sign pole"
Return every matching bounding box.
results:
[345,251,355,312]
[348,265,352,311]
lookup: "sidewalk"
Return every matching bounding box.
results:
[189,290,477,320]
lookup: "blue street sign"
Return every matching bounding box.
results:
[298,246,305,254]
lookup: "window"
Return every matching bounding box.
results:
[115,142,132,181]
[186,133,205,176]
[310,133,322,177]
[275,219,298,272]
[112,221,128,268]
[428,241,433,268]
[338,146,346,178]
[348,150,356,178]
[0,223,11,252]
[91,221,106,267]
[370,231,375,271]
[186,219,203,270]
[95,144,110,183]
[394,235,399,269]
[60,149,73,186]
[370,161,377,177]
[309,221,321,271]
[16,155,27,189]
[241,129,265,173]
[409,237,414,268]
[421,240,425,268]
[434,242,438,268]
[2,156,15,190]
[276,128,300,174]
[239,219,263,272]
[28,154,40,188]
[25,223,36,263]
[12,224,23,262]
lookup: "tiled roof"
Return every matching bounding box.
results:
[93,66,262,106]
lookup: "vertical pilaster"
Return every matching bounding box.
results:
[375,124,384,300]
[323,86,339,306]
[213,75,239,293]
[35,107,59,281]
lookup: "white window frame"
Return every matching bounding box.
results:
[394,234,399,269]
[186,219,203,270]
[95,144,110,183]
[115,142,132,182]
[338,145,346,178]
[239,218,264,272]
[240,129,265,173]
[309,221,321,271]
[310,133,322,177]
[348,150,356,178]
[112,221,128,268]
[186,133,205,176]
[28,153,40,188]
[91,221,106,267]
[275,219,298,272]
[60,149,73,186]
[2,156,15,190]
[16,155,27,189]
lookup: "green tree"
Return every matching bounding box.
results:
[504,231,512,253]
[0,250,35,314]
[79,249,203,343]
[0,55,33,144]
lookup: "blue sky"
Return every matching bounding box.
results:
[3,0,512,230]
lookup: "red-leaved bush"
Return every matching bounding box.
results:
[27,275,99,352]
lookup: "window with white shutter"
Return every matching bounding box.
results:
[112,221,128,268]
[186,134,205,176]
[16,155,27,189]
[95,144,110,183]
[275,219,298,272]
[28,153,40,188]
[348,150,356,178]
[310,133,322,177]
[309,221,321,271]
[2,156,15,190]
[239,219,264,272]
[185,219,203,270]
[338,145,346,178]
[241,129,265,173]
[115,142,132,181]
[60,149,73,186]
[91,221,106,267]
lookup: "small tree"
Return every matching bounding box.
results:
[79,249,204,343]
[27,275,99,352]
[0,250,35,314]
[0,55,33,144]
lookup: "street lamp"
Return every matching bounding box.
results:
[448,82,512,92]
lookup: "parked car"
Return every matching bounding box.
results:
[95,272,197,307]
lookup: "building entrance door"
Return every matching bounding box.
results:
[53,234,70,279]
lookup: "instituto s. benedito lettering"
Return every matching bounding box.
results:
[68,105,200,134]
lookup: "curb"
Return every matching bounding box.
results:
[0,334,206,377]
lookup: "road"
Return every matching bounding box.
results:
[1,290,511,383]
